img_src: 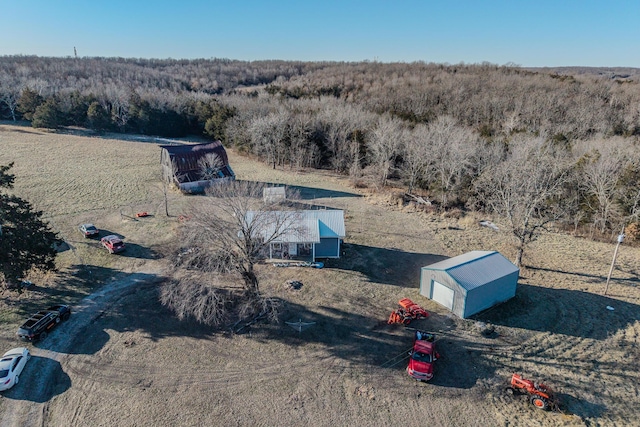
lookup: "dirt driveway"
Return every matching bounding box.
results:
[0,269,164,427]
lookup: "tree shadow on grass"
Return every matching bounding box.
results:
[57,275,496,389]
[17,267,174,355]
[287,184,361,201]
[527,265,640,286]
[12,265,124,319]
[252,301,492,390]
[59,278,216,355]
[474,283,640,340]
[1,356,71,403]
[117,243,162,260]
[72,229,162,260]
[232,180,361,201]
[326,242,447,287]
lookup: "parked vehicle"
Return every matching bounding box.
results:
[388,298,429,325]
[0,348,30,391]
[79,223,99,238]
[506,374,559,411]
[407,331,439,381]
[101,235,125,253]
[17,305,71,342]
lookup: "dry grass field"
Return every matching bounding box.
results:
[0,123,639,427]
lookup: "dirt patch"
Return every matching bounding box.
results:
[1,124,639,426]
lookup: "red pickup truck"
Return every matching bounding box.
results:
[407,331,439,381]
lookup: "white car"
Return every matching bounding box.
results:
[79,223,100,238]
[0,348,30,391]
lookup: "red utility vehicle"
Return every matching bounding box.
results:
[101,235,125,254]
[407,331,439,381]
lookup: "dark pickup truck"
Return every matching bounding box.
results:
[17,305,71,342]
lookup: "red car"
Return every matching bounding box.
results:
[101,235,125,254]
[407,331,439,381]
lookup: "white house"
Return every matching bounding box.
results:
[246,209,345,261]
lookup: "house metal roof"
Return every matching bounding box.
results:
[304,210,345,237]
[246,209,345,243]
[423,251,519,291]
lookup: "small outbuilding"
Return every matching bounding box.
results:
[420,251,519,319]
[160,141,235,193]
[263,186,286,204]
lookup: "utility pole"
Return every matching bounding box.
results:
[604,226,625,296]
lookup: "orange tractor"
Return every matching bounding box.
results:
[388,298,429,325]
[506,374,559,411]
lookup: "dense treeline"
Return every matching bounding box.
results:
[1,56,639,241]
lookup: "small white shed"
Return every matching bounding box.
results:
[420,251,519,318]
[263,186,286,204]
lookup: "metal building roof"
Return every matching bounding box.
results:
[246,209,345,243]
[160,141,233,183]
[423,251,519,291]
[304,210,345,237]
[275,218,319,243]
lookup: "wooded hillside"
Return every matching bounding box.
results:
[1,56,638,243]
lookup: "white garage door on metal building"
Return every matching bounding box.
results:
[431,281,455,310]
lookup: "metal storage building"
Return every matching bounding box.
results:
[420,251,519,318]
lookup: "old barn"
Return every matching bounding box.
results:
[420,251,519,318]
[160,141,235,193]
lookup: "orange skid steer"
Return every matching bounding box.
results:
[388,298,429,325]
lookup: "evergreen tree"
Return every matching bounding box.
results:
[204,101,236,142]
[17,87,43,121]
[0,163,61,289]
[87,101,112,132]
[32,98,63,129]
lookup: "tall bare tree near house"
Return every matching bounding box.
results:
[170,180,302,322]
[474,135,574,267]
[160,273,231,327]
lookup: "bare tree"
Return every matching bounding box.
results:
[248,111,288,169]
[425,116,478,206]
[367,116,404,187]
[474,135,574,267]
[0,76,21,121]
[197,152,225,181]
[160,274,230,326]
[401,124,430,193]
[575,138,631,232]
[176,180,302,307]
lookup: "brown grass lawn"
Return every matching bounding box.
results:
[0,123,639,426]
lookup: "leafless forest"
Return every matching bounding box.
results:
[1,56,639,241]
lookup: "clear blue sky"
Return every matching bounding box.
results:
[1,0,638,67]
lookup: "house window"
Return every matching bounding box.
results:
[272,243,282,250]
